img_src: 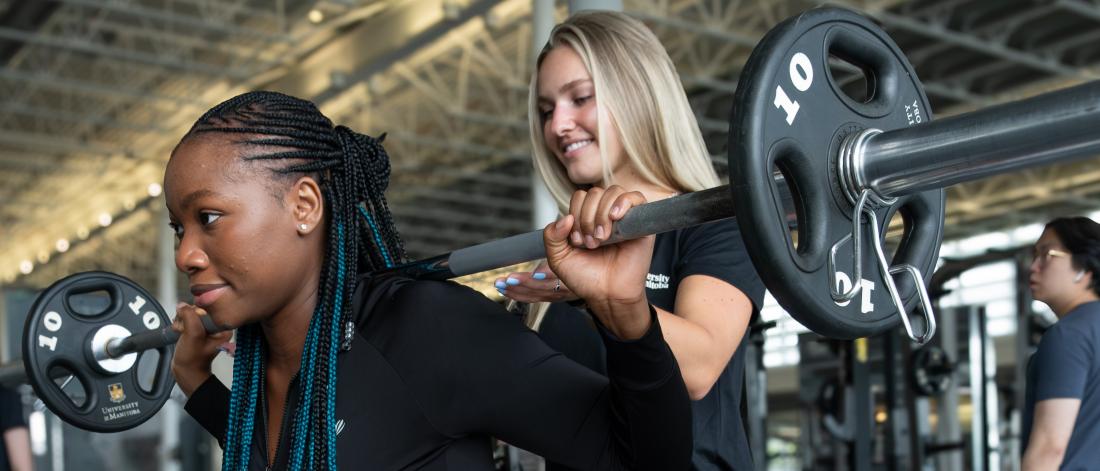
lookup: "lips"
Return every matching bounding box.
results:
[190,283,228,308]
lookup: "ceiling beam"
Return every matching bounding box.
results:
[0,27,252,80]
[0,67,202,107]
[52,0,290,43]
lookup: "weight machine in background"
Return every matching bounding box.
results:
[793,248,1051,470]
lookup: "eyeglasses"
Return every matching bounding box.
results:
[1033,248,1071,267]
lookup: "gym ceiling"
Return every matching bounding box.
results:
[1,0,1098,293]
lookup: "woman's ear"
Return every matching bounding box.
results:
[291,176,324,234]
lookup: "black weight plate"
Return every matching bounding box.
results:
[912,345,953,396]
[22,271,174,432]
[729,7,944,339]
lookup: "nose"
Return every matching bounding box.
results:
[1029,255,1042,275]
[175,233,209,275]
[550,106,576,137]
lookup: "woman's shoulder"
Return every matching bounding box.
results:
[352,273,512,332]
[673,216,744,245]
[664,214,755,263]
[396,279,500,312]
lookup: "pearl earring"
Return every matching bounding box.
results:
[299,223,308,231]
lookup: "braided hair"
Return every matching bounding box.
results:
[1046,216,1100,296]
[178,91,405,470]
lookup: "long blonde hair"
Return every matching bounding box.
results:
[522,11,720,328]
[528,10,720,211]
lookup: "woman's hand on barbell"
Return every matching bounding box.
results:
[171,303,232,397]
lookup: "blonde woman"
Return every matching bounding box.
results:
[496,11,765,470]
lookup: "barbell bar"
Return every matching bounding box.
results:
[391,75,1100,280]
[0,324,184,388]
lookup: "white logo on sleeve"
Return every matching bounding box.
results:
[646,273,671,290]
[335,419,346,437]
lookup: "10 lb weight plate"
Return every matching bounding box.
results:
[729,7,945,339]
[22,271,175,432]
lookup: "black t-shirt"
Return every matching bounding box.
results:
[540,217,765,471]
[1022,300,1100,469]
[185,274,693,470]
[0,387,26,471]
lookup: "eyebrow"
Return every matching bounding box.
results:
[537,79,593,104]
[1032,243,1061,255]
[180,189,220,211]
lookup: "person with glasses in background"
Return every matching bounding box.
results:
[1022,216,1100,470]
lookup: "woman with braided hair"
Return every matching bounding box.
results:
[166,90,692,470]
[1022,216,1100,470]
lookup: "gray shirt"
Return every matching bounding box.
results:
[1023,300,1100,470]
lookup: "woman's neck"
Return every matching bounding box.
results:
[261,283,320,374]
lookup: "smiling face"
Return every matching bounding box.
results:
[536,45,625,186]
[164,134,323,328]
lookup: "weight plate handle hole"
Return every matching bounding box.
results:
[66,290,113,318]
[47,365,88,410]
[828,52,875,104]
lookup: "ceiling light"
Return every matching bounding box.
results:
[123,198,136,211]
[147,183,162,197]
[56,239,70,253]
[19,260,32,275]
[77,226,90,240]
[98,213,113,227]
[308,9,324,23]
[36,251,49,264]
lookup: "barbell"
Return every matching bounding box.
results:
[11,272,220,432]
[8,6,1100,434]
[385,7,1100,343]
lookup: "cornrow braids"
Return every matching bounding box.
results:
[181,90,405,470]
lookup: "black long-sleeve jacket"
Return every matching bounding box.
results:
[185,273,692,470]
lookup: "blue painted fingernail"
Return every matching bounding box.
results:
[532,273,547,280]
[497,287,506,295]
[506,277,520,286]
[495,280,506,289]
